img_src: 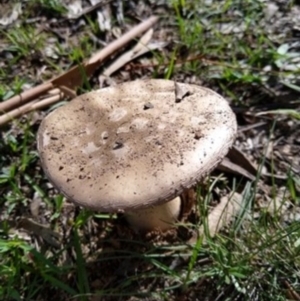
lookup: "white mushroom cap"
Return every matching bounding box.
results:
[37,79,237,212]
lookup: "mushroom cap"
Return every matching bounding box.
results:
[37,79,237,212]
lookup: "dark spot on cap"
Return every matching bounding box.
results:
[143,102,154,110]
[194,131,203,140]
[102,132,109,139]
[113,141,124,150]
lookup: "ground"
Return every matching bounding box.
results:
[0,0,300,301]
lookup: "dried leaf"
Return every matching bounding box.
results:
[220,146,287,180]
[189,192,243,245]
[205,193,242,235]
[132,28,154,54]
[258,187,291,217]
[227,146,258,176]
[30,192,42,217]
[64,0,83,18]
[66,0,112,19]
[90,0,112,31]
[8,218,62,248]
[0,3,22,26]
[218,157,256,181]
[115,0,124,25]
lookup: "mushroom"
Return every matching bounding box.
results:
[37,79,237,231]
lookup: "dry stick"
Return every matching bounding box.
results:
[0,94,63,125]
[99,29,167,86]
[47,88,61,95]
[52,15,159,86]
[0,82,53,114]
[0,15,158,115]
[99,28,154,86]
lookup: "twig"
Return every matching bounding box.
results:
[0,82,53,114]
[0,93,63,126]
[58,85,77,98]
[99,29,167,86]
[0,16,158,117]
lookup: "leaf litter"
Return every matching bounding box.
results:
[0,0,300,300]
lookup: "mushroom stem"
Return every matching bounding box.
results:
[124,197,181,231]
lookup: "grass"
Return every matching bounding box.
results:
[1,0,300,300]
